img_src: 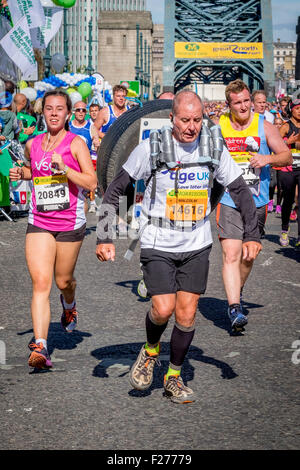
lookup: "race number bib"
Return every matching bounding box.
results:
[291,148,300,168]
[166,189,208,225]
[225,136,261,196]
[233,154,261,187]
[34,174,70,212]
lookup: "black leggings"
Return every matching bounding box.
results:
[269,169,282,205]
[278,169,300,235]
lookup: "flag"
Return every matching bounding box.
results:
[0,16,37,80]
[7,0,45,30]
[30,6,63,49]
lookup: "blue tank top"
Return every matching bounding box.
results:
[101,105,129,133]
[220,113,270,208]
[69,120,93,152]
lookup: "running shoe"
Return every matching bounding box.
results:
[28,342,52,369]
[275,205,281,216]
[129,344,160,391]
[227,305,248,332]
[279,229,289,247]
[60,294,78,333]
[290,209,298,221]
[164,375,195,404]
[267,201,273,213]
[295,238,300,249]
[137,279,148,298]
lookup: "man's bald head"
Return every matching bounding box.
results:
[14,93,27,112]
[170,90,204,144]
[171,90,203,116]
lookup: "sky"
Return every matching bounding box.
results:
[146,0,299,43]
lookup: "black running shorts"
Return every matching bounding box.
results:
[26,223,86,242]
[140,245,212,297]
[216,203,267,240]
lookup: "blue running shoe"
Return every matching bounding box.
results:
[228,305,248,332]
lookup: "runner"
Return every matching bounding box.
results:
[278,98,300,247]
[88,103,101,212]
[252,90,274,123]
[9,90,97,370]
[217,80,292,330]
[69,100,96,212]
[96,90,261,403]
[269,117,284,215]
[93,84,129,139]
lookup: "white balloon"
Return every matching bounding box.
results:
[21,87,37,101]
[69,91,83,106]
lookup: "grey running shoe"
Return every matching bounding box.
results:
[164,375,195,404]
[137,279,148,299]
[129,344,160,390]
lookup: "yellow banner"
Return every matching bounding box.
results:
[175,42,264,59]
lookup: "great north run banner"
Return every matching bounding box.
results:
[7,0,45,30]
[175,42,264,60]
[30,7,63,49]
[0,16,37,80]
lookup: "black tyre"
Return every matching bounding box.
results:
[97,99,224,211]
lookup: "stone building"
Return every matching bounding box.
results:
[152,24,164,98]
[273,39,296,81]
[98,11,153,97]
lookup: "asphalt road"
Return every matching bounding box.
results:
[0,209,299,452]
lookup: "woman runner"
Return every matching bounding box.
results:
[278,98,300,247]
[9,90,97,369]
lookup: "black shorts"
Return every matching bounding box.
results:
[26,223,86,242]
[216,204,267,240]
[140,245,212,297]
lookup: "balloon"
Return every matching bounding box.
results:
[21,87,37,101]
[19,80,28,90]
[51,53,66,73]
[69,91,83,106]
[67,88,76,95]
[52,0,77,7]
[77,82,92,99]
[127,88,138,98]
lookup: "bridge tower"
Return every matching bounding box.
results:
[163,0,274,96]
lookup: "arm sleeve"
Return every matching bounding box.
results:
[227,175,261,243]
[96,168,135,245]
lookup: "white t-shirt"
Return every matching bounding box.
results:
[123,136,242,252]
[264,110,275,124]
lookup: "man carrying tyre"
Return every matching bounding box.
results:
[96,90,261,404]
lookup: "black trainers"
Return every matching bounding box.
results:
[228,305,248,332]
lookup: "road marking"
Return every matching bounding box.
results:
[225,352,240,358]
[278,280,300,288]
[261,257,273,266]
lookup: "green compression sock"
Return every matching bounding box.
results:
[165,366,181,380]
[145,342,160,355]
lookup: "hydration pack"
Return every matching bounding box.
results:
[147,123,224,200]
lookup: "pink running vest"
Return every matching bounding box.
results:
[28,132,86,231]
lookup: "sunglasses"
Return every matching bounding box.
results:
[74,108,87,113]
